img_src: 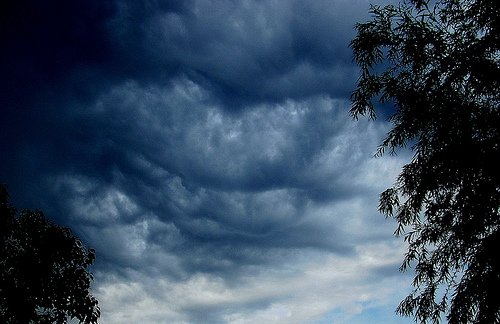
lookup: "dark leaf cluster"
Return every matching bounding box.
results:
[351,0,500,322]
[0,184,99,323]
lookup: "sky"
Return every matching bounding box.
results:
[1,0,417,323]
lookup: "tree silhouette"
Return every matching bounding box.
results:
[351,0,499,322]
[0,184,100,323]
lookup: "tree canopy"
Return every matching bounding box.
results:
[0,184,100,323]
[351,0,499,322]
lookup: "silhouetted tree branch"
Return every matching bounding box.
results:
[351,0,500,322]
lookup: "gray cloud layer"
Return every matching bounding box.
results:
[1,0,412,322]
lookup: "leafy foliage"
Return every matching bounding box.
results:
[351,0,500,322]
[0,184,100,323]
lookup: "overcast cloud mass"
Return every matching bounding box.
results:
[1,0,416,323]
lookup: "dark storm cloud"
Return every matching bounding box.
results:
[1,0,371,187]
[2,0,368,108]
[122,0,367,105]
[32,81,377,278]
[1,0,407,322]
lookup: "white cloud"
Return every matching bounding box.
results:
[94,240,410,323]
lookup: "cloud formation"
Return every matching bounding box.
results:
[1,0,413,322]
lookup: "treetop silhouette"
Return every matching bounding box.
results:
[0,184,100,323]
[351,0,500,322]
